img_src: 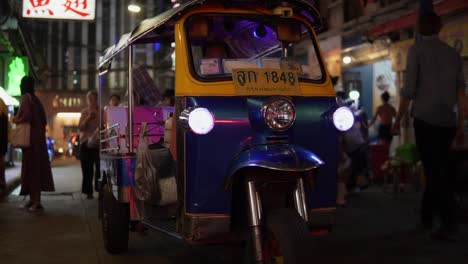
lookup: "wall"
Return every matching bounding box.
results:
[342,63,373,117]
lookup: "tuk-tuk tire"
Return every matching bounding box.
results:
[245,208,312,264]
[102,186,130,254]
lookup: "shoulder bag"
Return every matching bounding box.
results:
[11,123,31,148]
[11,94,32,148]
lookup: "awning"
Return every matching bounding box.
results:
[0,86,20,106]
[368,0,468,38]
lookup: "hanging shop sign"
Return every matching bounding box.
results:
[22,0,96,21]
[389,39,414,72]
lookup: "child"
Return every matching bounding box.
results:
[369,91,397,145]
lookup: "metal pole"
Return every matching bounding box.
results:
[247,181,263,264]
[98,75,102,129]
[128,45,134,153]
[294,178,309,222]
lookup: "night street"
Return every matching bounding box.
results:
[0,159,467,264]
[1,0,468,264]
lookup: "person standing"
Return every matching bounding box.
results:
[0,97,8,191]
[78,91,100,199]
[393,12,467,240]
[108,94,120,107]
[369,91,397,146]
[13,76,54,211]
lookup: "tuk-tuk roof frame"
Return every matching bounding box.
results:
[97,0,322,71]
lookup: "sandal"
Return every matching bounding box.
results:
[19,200,34,209]
[28,202,44,212]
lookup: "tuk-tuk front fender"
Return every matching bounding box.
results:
[226,144,325,188]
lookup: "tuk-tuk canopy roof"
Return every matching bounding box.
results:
[98,0,321,71]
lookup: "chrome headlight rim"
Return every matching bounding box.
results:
[261,96,296,131]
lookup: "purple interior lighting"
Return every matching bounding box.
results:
[154,42,161,52]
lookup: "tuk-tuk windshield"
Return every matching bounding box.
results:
[186,14,324,82]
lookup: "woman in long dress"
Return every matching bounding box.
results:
[13,76,54,212]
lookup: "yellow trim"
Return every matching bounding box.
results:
[174,5,334,97]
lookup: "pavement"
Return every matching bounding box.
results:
[0,162,22,198]
[1,156,79,198]
[1,159,468,263]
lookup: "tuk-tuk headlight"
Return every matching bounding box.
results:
[333,107,354,131]
[262,97,296,131]
[179,107,215,135]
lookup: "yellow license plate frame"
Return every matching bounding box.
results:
[232,68,301,96]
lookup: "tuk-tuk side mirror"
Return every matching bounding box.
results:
[188,17,209,38]
[276,23,301,43]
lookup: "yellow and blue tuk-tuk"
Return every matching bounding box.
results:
[97,1,354,263]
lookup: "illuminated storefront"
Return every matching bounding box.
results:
[36,91,87,155]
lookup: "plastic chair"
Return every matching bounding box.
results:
[382,144,422,195]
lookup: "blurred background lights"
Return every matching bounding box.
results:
[342,56,352,64]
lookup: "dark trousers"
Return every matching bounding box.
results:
[80,144,100,195]
[414,118,457,230]
[346,145,369,190]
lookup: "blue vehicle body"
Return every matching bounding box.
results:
[183,96,338,215]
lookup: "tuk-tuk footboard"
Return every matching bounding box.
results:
[179,213,231,242]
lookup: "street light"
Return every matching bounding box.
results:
[128,4,141,13]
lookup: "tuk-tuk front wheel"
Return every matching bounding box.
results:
[245,208,312,264]
[101,186,130,254]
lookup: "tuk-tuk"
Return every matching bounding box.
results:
[97,1,355,263]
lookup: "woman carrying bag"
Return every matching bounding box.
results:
[13,76,54,212]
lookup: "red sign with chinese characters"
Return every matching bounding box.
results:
[22,0,96,20]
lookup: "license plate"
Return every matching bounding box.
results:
[232,69,300,95]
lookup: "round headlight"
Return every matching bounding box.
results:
[333,107,354,131]
[188,107,215,135]
[262,97,296,131]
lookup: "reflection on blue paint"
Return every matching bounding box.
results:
[254,24,267,39]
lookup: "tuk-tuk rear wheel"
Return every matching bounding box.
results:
[245,208,312,264]
[101,186,130,254]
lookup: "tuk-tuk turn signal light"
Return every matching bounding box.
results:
[333,107,354,132]
[179,107,215,135]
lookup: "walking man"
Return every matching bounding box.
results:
[393,12,467,240]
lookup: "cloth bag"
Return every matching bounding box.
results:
[11,123,31,148]
[134,122,177,206]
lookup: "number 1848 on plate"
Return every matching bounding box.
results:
[232,69,300,95]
